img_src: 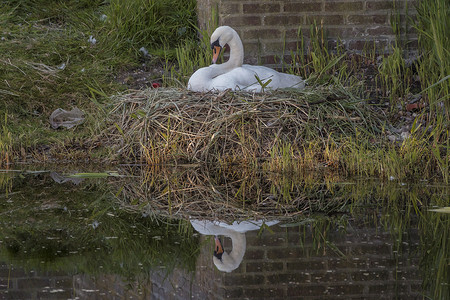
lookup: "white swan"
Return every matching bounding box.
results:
[190,219,279,272]
[187,26,305,92]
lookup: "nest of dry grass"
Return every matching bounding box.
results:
[104,86,383,169]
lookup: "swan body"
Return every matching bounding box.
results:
[188,26,305,92]
[190,219,279,272]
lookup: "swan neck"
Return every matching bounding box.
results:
[226,32,244,68]
[227,232,246,261]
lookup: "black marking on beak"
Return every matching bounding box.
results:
[211,39,220,50]
[214,236,224,260]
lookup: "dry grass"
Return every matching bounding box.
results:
[104,85,382,171]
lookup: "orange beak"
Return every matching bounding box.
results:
[214,236,224,260]
[212,45,222,64]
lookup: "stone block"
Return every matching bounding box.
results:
[0,290,34,299]
[222,16,261,27]
[325,1,364,12]
[242,28,283,41]
[264,15,304,26]
[310,270,350,283]
[348,14,388,25]
[243,287,286,298]
[17,278,51,289]
[284,2,322,12]
[287,260,327,271]
[220,2,240,15]
[243,3,281,14]
[366,1,402,10]
[287,284,326,296]
[244,248,265,260]
[223,274,265,286]
[305,15,344,25]
[327,283,365,295]
[246,261,284,273]
[351,270,390,281]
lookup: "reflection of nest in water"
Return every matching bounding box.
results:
[110,166,343,221]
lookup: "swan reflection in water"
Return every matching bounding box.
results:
[190,219,279,272]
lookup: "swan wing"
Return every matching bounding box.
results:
[243,65,305,90]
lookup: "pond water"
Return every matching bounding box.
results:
[0,168,448,300]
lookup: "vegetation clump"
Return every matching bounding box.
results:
[0,0,448,182]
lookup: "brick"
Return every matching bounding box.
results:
[366,26,394,36]
[223,274,265,286]
[305,15,344,25]
[264,15,303,26]
[260,55,278,65]
[54,278,73,289]
[0,267,26,278]
[327,284,365,294]
[287,260,326,271]
[267,248,307,259]
[287,284,326,296]
[328,258,369,269]
[266,273,310,284]
[366,1,403,10]
[246,261,284,272]
[368,283,396,294]
[244,287,286,298]
[17,278,51,289]
[220,3,240,14]
[0,291,34,299]
[325,1,363,12]
[348,15,388,25]
[310,271,349,283]
[393,268,420,280]
[349,38,391,50]
[410,283,422,293]
[368,258,396,268]
[243,3,281,14]
[242,29,283,41]
[350,270,390,281]
[0,278,10,290]
[326,27,365,38]
[246,233,286,247]
[223,287,244,298]
[37,290,73,299]
[222,16,261,27]
[405,39,418,49]
[284,2,322,12]
[285,28,311,39]
[264,42,286,53]
[243,41,261,56]
[244,249,265,260]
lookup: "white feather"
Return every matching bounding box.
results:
[188,26,305,93]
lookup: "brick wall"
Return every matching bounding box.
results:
[0,222,424,299]
[196,0,417,65]
[0,263,73,299]
[211,224,422,299]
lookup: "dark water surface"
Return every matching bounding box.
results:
[0,168,448,300]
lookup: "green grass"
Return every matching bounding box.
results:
[0,0,198,156]
[415,0,450,117]
[101,0,197,59]
[0,0,448,182]
[0,114,12,167]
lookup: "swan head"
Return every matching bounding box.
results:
[213,236,242,272]
[210,26,238,64]
[211,234,246,273]
[213,236,224,260]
